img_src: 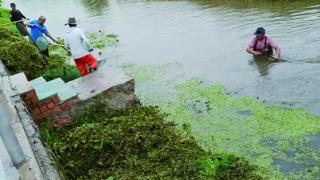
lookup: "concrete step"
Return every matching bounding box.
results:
[9,72,33,95]
[66,66,132,101]
[31,77,78,104]
[29,77,46,87]
[30,77,57,102]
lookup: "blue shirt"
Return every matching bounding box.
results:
[29,20,49,42]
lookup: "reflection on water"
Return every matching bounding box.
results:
[3,0,320,113]
[249,56,275,77]
[81,0,108,15]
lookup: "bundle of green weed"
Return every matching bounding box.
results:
[0,7,16,32]
[42,45,81,82]
[89,31,119,49]
[40,99,261,179]
[0,27,45,79]
[41,64,81,82]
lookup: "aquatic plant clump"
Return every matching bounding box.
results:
[89,31,119,49]
[0,27,45,79]
[41,64,81,82]
[42,45,81,82]
[40,99,261,179]
[0,8,18,32]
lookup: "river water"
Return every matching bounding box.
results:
[3,0,320,113]
[3,0,320,178]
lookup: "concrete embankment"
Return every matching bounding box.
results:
[0,60,61,180]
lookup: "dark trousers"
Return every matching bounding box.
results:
[15,22,29,36]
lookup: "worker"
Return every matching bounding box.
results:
[64,17,98,76]
[9,3,29,40]
[27,16,57,57]
[246,27,281,60]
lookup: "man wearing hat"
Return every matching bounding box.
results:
[64,17,98,76]
[9,3,29,40]
[246,27,281,60]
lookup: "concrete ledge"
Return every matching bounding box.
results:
[66,66,133,101]
[0,60,61,180]
[66,66,141,115]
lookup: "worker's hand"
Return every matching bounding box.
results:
[27,24,35,28]
[273,54,280,61]
[253,51,262,56]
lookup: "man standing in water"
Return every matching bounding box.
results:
[64,17,98,76]
[246,27,281,60]
[9,3,29,40]
[28,16,57,57]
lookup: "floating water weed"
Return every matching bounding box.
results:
[89,31,119,49]
[123,64,320,179]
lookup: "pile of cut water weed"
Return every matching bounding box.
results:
[41,64,81,82]
[42,45,81,82]
[39,99,262,179]
[0,7,18,32]
[0,27,45,79]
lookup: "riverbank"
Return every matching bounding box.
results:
[0,5,264,179]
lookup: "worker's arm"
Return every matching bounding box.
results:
[42,27,58,43]
[64,37,72,56]
[26,20,34,28]
[246,46,262,56]
[269,38,281,59]
[18,10,26,19]
[46,34,58,43]
[273,47,281,59]
[64,38,70,49]
[80,30,93,52]
[246,38,262,56]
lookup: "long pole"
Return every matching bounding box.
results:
[46,36,69,52]
[0,19,24,27]
[269,55,298,63]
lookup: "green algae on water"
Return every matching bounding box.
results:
[122,63,182,106]
[164,79,320,178]
[122,64,320,179]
